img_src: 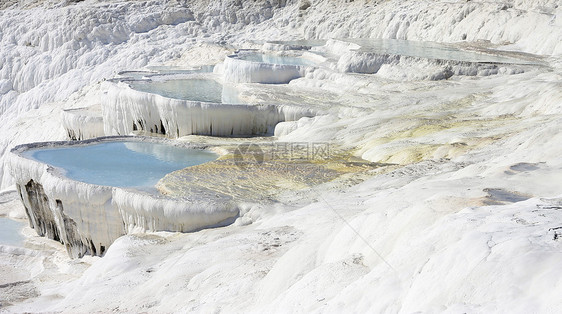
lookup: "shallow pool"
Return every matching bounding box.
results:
[0,217,26,247]
[24,141,217,188]
[239,53,316,66]
[352,39,536,64]
[129,79,224,103]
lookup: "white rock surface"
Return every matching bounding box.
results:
[0,0,561,312]
[62,105,105,140]
[223,53,307,84]
[102,80,316,137]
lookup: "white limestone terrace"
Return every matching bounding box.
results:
[102,72,318,138]
[221,49,323,84]
[317,38,544,80]
[63,38,539,143]
[0,0,561,311]
[8,136,238,258]
[62,104,104,140]
[62,62,322,142]
[62,65,218,141]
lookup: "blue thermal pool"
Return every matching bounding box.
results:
[129,79,224,103]
[24,141,217,188]
[238,53,316,66]
[0,217,26,247]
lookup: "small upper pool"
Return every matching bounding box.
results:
[0,217,26,247]
[129,79,224,103]
[238,53,316,66]
[24,141,217,188]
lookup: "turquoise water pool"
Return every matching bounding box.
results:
[0,217,26,247]
[129,79,224,103]
[24,141,217,188]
